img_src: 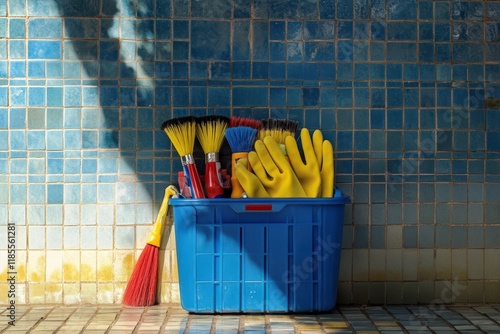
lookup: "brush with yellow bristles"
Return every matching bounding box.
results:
[259,118,299,157]
[196,115,229,198]
[162,116,205,198]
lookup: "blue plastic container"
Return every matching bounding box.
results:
[171,190,349,313]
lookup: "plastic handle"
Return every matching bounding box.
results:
[183,163,205,199]
[204,161,224,198]
[147,185,178,247]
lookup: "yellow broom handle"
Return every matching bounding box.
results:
[147,185,178,247]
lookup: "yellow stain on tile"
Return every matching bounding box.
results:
[29,283,46,304]
[171,250,179,282]
[81,264,96,281]
[170,283,180,303]
[45,284,63,303]
[97,283,114,304]
[159,283,171,303]
[98,251,114,282]
[114,251,135,282]
[63,250,80,282]
[27,252,46,282]
[159,250,172,282]
[46,250,63,282]
[81,251,97,281]
[63,263,80,282]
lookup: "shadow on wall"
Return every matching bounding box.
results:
[57,0,172,202]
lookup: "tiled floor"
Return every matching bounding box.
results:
[1,304,499,333]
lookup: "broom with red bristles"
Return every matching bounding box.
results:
[122,185,178,306]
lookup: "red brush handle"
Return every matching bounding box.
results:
[184,163,205,199]
[204,161,224,198]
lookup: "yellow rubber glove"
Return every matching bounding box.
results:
[248,136,307,198]
[312,130,334,197]
[285,128,321,198]
[234,158,270,198]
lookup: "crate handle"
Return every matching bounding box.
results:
[245,204,272,211]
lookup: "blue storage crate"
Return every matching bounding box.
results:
[171,190,349,313]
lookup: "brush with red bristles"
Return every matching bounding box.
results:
[229,116,263,129]
[122,185,178,306]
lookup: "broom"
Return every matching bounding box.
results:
[122,185,178,306]
[225,126,259,198]
[162,116,205,199]
[196,115,229,198]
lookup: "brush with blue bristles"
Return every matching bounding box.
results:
[225,120,260,198]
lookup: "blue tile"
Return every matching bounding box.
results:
[419,43,434,62]
[388,0,416,19]
[287,42,303,61]
[319,0,335,19]
[0,60,5,77]
[270,87,285,106]
[47,87,63,107]
[370,88,385,108]
[28,18,62,38]
[0,88,6,106]
[453,1,484,20]
[305,42,334,61]
[65,18,99,38]
[403,226,418,247]
[173,41,189,60]
[173,20,189,39]
[453,43,484,63]
[270,42,286,61]
[28,61,45,78]
[388,22,417,40]
[208,87,230,106]
[192,21,230,60]
[156,20,171,40]
[337,1,353,19]
[234,0,250,18]
[270,63,286,80]
[387,43,416,62]
[286,88,302,106]
[29,87,45,106]
[252,62,268,79]
[338,21,353,39]
[337,40,353,61]
[9,19,25,38]
[370,22,385,41]
[270,21,285,40]
[28,41,61,59]
[10,87,26,106]
[9,40,25,59]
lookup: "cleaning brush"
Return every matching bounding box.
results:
[196,115,229,198]
[229,116,263,129]
[225,126,258,198]
[162,116,205,199]
[259,118,299,156]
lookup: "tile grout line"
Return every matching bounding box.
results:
[103,306,126,334]
[32,305,74,334]
[78,305,102,334]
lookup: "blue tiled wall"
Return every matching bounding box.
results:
[0,0,499,304]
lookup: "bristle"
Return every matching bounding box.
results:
[229,116,262,130]
[196,115,229,153]
[225,126,258,153]
[122,245,159,306]
[259,118,299,143]
[161,116,197,156]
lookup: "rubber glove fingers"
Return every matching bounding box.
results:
[312,129,324,165]
[312,129,335,197]
[285,129,321,197]
[249,136,307,198]
[320,137,335,198]
[235,159,270,198]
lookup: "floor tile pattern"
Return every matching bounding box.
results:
[0,304,499,333]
